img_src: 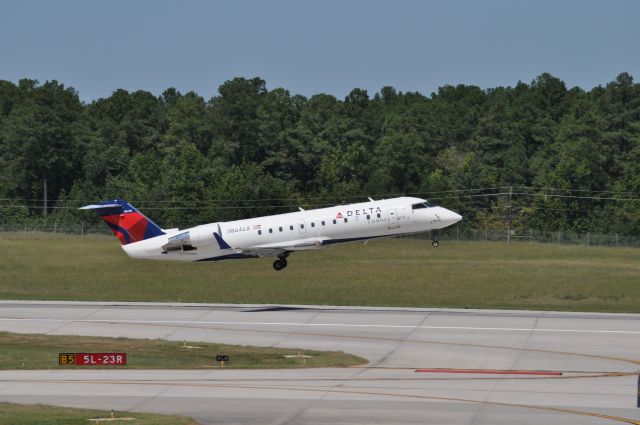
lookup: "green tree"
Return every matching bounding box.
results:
[209,77,267,165]
[0,79,83,215]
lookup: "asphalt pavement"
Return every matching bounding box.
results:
[0,301,638,424]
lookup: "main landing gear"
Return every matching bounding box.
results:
[273,252,290,271]
[431,231,440,248]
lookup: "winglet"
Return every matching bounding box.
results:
[214,224,232,250]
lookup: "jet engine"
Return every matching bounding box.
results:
[161,226,216,253]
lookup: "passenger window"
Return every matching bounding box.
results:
[344,218,348,223]
[300,224,305,229]
[269,228,273,233]
[366,214,370,220]
[311,222,315,228]
[258,230,262,235]
[377,213,381,218]
[333,219,337,224]
[321,221,325,226]
[279,226,283,232]
[290,225,294,230]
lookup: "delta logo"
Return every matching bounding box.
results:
[336,207,383,219]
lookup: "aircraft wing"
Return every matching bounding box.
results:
[238,237,327,256]
[235,248,288,258]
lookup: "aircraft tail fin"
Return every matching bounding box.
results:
[79,199,165,245]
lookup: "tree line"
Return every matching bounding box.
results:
[0,73,639,235]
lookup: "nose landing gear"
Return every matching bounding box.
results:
[431,231,439,248]
[272,252,290,271]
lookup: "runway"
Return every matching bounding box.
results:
[0,301,639,424]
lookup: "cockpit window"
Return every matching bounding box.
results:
[412,201,437,210]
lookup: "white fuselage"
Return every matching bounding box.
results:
[122,197,461,262]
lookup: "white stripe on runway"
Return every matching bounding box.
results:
[0,317,638,334]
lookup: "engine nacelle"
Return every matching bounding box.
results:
[161,226,216,253]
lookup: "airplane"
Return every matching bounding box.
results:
[80,197,462,271]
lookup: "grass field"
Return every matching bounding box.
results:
[0,235,639,312]
[0,332,365,370]
[0,402,197,425]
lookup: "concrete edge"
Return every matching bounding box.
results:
[1,300,639,319]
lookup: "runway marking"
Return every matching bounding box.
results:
[2,306,638,423]
[157,382,640,425]
[6,316,638,370]
[415,368,563,376]
[6,379,638,424]
[226,384,640,425]
[1,317,639,335]
[3,371,635,384]
[3,316,639,368]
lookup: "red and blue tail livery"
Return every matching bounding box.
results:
[80,199,165,245]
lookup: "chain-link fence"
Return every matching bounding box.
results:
[0,222,110,238]
[1,221,639,248]
[424,226,640,248]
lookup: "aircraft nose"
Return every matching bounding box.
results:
[441,208,462,225]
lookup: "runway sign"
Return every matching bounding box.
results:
[216,355,229,362]
[59,353,127,366]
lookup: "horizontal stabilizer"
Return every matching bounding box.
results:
[79,203,121,210]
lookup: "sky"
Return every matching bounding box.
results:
[1,0,639,102]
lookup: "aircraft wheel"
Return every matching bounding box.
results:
[431,240,440,248]
[273,259,287,271]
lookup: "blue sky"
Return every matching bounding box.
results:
[1,0,638,102]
